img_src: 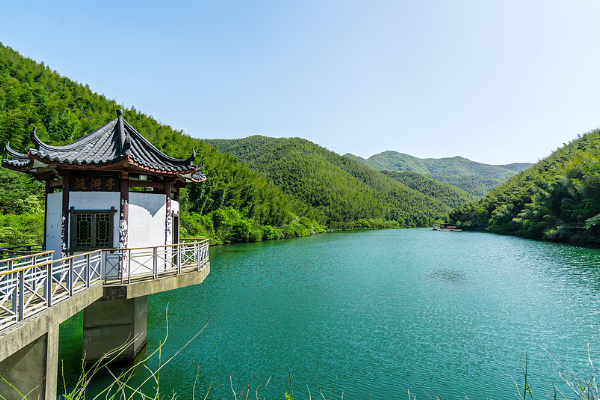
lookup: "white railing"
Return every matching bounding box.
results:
[0,240,209,331]
[0,250,102,330]
[103,240,209,284]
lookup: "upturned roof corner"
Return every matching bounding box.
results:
[30,127,42,150]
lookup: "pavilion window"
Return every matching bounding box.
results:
[70,208,116,251]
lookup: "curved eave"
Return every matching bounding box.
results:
[3,142,35,172]
[190,174,207,183]
[1,158,34,172]
[5,142,27,159]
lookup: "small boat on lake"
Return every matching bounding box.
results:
[432,223,462,232]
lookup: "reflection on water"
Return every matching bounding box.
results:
[58,229,600,399]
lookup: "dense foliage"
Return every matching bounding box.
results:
[206,136,452,227]
[346,151,532,196]
[450,129,600,243]
[382,171,476,208]
[425,174,504,197]
[0,43,324,245]
[0,169,44,247]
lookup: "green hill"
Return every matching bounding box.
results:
[450,129,600,243]
[382,171,477,208]
[206,136,452,228]
[0,43,325,245]
[345,151,533,196]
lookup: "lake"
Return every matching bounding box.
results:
[58,229,600,399]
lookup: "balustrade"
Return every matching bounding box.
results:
[0,240,209,331]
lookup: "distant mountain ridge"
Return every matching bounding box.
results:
[344,151,532,178]
[345,151,533,196]
[205,136,477,227]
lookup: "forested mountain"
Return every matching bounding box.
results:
[345,151,533,196]
[450,129,600,243]
[0,43,325,245]
[206,136,452,228]
[382,171,477,208]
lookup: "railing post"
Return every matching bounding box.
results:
[18,270,24,321]
[197,242,201,270]
[127,249,131,284]
[177,244,182,274]
[46,262,53,308]
[85,253,91,288]
[68,257,74,297]
[9,259,17,311]
[119,249,125,285]
[101,251,106,283]
[153,247,158,279]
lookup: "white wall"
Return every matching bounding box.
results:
[129,192,168,249]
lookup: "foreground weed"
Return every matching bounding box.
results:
[61,307,211,400]
[512,344,600,400]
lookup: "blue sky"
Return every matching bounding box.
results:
[1,1,599,164]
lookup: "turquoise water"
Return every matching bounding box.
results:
[58,229,600,399]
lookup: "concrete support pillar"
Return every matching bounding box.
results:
[82,296,147,365]
[0,326,58,400]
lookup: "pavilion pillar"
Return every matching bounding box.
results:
[61,171,70,257]
[165,179,172,245]
[119,173,129,271]
[43,179,51,251]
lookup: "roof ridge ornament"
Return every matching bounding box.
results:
[185,148,197,164]
[123,131,132,155]
[116,109,128,154]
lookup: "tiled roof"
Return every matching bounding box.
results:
[3,110,206,183]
